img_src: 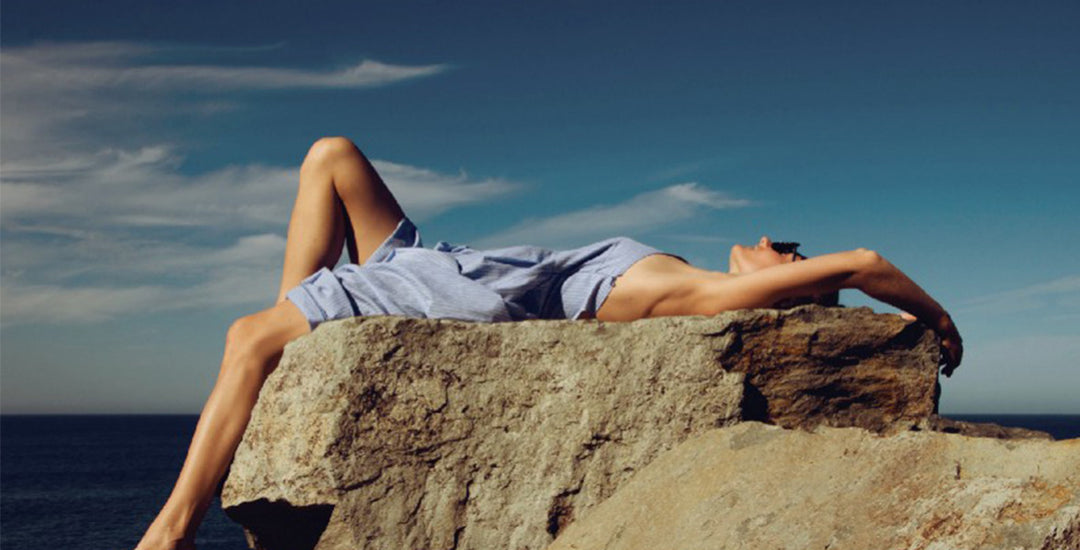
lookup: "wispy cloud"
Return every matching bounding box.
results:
[0,232,288,325]
[2,42,448,93]
[371,160,518,219]
[0,147,519,325]
[1,40,447,91]
[474,182,751,249]
[958,275,1080,314]
[0,41,450,164]
[0,41,513,326]
[1,147,516,229]
[0,284,171,325]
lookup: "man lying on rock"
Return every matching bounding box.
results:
[134,137,963,550]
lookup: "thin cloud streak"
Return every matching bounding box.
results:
[0,232,288,325]
[0,41,449,163]
[5,59,449,93]
[474,182,751,249]
[959,275,1080,314]
[1,41,449,94]
[1,146,517,229]
[372,160,518,218]
[1,284,170,325]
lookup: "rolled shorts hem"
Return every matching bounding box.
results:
[286,267,364,331]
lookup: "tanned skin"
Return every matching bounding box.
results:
[597,238,963,373]
[135,137,961,549]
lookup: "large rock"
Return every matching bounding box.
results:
[221,306,941,549]
[548,422,1080,550]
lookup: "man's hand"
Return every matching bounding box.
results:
[899,311,963,377]
[937,314,963,377]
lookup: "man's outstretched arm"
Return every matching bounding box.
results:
[691,249,963,374]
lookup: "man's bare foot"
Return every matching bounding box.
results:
[134,525,196,550]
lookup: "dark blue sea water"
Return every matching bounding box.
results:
[2,414,1078,550]
[1,416,245,550]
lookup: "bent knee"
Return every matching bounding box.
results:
[225,315,261,361]
[305,136,363,167]
[222,314,285,370]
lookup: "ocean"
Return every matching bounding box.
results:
[2,414,1078,550]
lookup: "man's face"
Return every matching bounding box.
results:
[729,236,799,274]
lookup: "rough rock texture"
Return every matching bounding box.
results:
[924,414,1055,440]
[548,422,1080,550]
[708,305,940,432]
[221,306,941,549]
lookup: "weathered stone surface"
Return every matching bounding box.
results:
[222,316,743,550]
[548,422,1080,550]
[923,414,1054,440]
[221,306,940,549]
[714,305,940,432]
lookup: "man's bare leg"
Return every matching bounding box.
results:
[138,136,407,548]
[134,302,309,550]
[277,137,405,302]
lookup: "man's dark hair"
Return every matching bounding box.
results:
[772,290,841,309]
[768,247,841,309]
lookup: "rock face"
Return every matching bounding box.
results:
[221,306,1078,549]
[707,305,940,432]
[547,422,1080,550]
[221,306,944,549]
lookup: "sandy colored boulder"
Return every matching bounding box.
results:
[222,315,745,550]
[221,306,941,549]
[548,422,1080,550]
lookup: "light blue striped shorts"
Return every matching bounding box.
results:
[286,217,667,329]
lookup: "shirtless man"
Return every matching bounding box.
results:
[135,137,962,549]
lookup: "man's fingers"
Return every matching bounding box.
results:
[939,340,962,377]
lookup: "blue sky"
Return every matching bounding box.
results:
[1,1,1077,414]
